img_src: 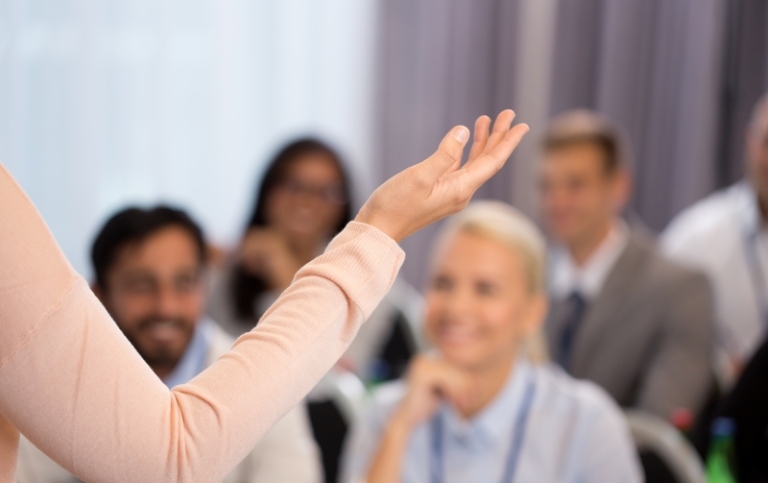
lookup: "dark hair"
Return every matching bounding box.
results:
[232,137,353,320]
[91,205,207,289]
[542,110,629,175]
[244,138,353,231]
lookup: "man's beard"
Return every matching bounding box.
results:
[121,316,195,370]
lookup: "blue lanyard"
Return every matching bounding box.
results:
[743,227,768,330]
[430,374,537,483]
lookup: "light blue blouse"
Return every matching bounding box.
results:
[341,359,642,483]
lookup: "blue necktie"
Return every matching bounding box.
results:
[558,291,587,372]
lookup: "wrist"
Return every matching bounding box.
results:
[388,407,418,434]
[354,206,403,243]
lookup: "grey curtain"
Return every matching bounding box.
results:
[375,0,522,287]
[376,0,768,287]
[717,0,768,184]
[550,0,768,230]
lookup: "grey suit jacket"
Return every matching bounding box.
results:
[545,231,715,420]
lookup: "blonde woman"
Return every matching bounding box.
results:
[341,202,642,483]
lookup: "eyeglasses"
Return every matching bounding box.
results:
[277,178,348,205]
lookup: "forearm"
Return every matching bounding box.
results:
[366,417,412,483]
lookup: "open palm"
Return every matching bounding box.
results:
[356,109,529,241]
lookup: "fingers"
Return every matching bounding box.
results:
[465,109,516,169]
[439,373,477,413]
[411,357,477,412]
[420,109,516,183]
[466,115,491,163]
[491,109,516,136]
[419,125,470,181]
[485,109,516,152]
[488,122,529,161]
[461,123,529,189]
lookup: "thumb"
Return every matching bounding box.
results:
[419,125,470,181]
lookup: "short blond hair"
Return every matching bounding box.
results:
[432,201,549,364]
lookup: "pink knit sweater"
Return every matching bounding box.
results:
[0,165,405,482]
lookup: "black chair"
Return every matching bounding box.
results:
[696,338,768,483]
[372,309,419,382]
[307,370,366,483]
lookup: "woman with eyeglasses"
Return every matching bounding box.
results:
[208,138,416,382]
[209,138,354,335]
[341,201,642,483]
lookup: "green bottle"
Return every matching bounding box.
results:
[706,417,737,483]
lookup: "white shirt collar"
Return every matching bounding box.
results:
[550,220,630,300]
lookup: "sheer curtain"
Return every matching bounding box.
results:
[0,0,379,277]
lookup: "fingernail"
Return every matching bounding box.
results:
[453,126,470,143]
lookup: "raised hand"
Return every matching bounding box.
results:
[355,110,529,241]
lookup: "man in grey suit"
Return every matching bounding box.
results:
[538,110,715,421]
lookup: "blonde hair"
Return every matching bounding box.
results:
[431,201,549,364]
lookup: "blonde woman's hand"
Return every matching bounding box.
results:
[389,355,477,431]
[355,110,529,242]
[365,355,477,483]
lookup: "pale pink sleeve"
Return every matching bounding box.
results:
[0,164,404,483]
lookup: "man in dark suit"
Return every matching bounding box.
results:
[538,110,715,421]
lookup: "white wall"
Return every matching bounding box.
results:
[0,0,379,278]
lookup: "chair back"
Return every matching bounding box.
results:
[308,370,367,483]
[625,410,706,483]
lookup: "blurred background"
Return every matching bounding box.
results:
[1,0,767,286]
